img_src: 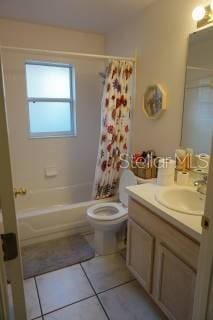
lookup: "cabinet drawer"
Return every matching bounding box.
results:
[127,219,155,293]
[128,198,199,269]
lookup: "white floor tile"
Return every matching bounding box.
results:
[8,278,41,320]
[99,280,164,320]
[36,264,94,314]
[44,296,108,320]
[81,253,134,293]
[24,278,42,320]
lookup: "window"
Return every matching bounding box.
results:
[25,62,76,138]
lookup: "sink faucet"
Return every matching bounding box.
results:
[194,174,208,195]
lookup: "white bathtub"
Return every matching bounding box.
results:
[18,200,98,246]
[15,183,94,212]
[0,197,116,247]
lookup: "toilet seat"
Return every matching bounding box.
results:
[87,170,137,255]
[87,202,127,221]
[88,170,137,223]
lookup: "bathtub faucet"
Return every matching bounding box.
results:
[14,187,27,198]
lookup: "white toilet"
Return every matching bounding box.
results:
[87,170,137,255]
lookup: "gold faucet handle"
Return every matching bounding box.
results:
[14,188,27,198]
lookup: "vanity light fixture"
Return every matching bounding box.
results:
[192,3,213,28]
[192,6,205,22]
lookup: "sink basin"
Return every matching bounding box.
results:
[155,187,205,215]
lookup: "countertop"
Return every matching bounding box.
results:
[126,183,203,242]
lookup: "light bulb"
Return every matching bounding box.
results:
[192,6,205,21]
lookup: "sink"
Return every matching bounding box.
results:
[155,187,205,215]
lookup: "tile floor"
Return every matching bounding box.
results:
[14,252,165,320]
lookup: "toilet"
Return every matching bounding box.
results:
[87,170,137,255]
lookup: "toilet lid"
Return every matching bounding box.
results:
[119,170,137,207]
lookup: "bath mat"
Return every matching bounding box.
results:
[21,234,95,279]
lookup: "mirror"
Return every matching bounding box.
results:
[181,26,213,154]
[143,84,167,119]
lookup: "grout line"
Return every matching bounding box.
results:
[80,254,135,294]
[80,263,110,320]
[31,257,92,279]
[30,250,123,281]
[38,268,135,318]
[34,277,44,318]
[31,250,130,319]
[96,278,135,296]
[41,295,96,317]
[31,316,43,320]
[95,293,111,320]
[80,264,96,296]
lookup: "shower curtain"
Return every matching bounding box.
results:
[93,60,134,199]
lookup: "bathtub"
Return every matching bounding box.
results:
[0,196,116,247]
[17,199,107,246]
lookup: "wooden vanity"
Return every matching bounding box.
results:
[127,197,200,320]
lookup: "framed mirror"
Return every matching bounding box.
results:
[143,84,167,119]
[181,26,213,154]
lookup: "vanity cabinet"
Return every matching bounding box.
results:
[153,243,196,320]
[127,219,154,292]
[127,198,200,320]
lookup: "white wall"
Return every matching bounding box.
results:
[105,0,209,157]
[0,19,105,207]
[0,19,104,53]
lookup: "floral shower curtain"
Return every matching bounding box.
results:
[93,60,134,199]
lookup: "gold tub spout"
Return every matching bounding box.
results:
[13,188,27,198]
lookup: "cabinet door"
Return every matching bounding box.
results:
[207,268,213,320]
[154,243,196,320]
[127,219,155,292]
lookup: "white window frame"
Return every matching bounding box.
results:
[25,61,76,138]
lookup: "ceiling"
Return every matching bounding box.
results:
[0,0,155,34]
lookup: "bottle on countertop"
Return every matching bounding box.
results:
[185,148,194,170]
[175,149,187,171]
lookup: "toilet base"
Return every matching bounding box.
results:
[94,230,118,255]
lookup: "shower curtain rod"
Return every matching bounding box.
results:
[0,45,136,62]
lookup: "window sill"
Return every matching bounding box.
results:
[29,133,77,139]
